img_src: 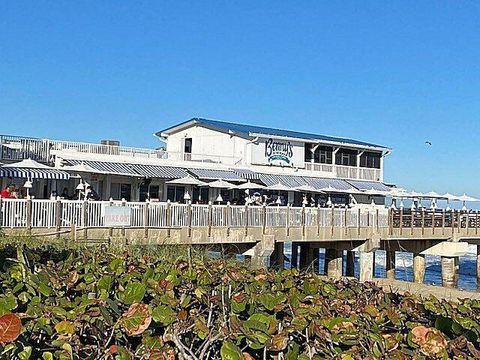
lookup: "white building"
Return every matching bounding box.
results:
[0,118,392,206]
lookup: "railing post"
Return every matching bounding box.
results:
[108,199,114,238]
[208,201,213,237]
[330,206,335,236]
[476,210,479,235]
[466,211,470,235]
[121,199,126,242]
[317,205,321,236]
[344,206,348,236]
[451,210,455,236]
[244,203,248,237]
[82,199,88,240]
[357,208,361,236]
[143,200,149,239]
[411,210,414,235]
[262,203,267,235]
[0,197,3,228]
[55,198,62,238]
[301,205,306,238]
[388,208,393,236]
[442,209,445,236]
[187,201,192,238]
[457,210,462,232]
[166,200,172,238]
[26,198,32,233]
[431,209,435,235]
[286,204,290,237]
[226,202,230,237]
[376,208,379,232]
[400,208,403,235]
[421,208,425,236]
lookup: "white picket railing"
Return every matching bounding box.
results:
[0,199,389,232]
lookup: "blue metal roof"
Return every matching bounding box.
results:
[159,118,389,150]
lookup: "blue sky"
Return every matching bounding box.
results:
[1,1,480,195]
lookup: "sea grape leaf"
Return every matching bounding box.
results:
[220,341,243,360]
[122,282,146,304]
[151,305,176,326]
[55,321,76,335]
[97,275,114,292]
[120,303,151,336]
[0,313,22,344]
[0,295,17,316]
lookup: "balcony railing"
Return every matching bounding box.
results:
[0,135,242,166]
[304,161,382,181]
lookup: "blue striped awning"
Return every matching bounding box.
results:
[188,168,245,182]
[66,160,139,177]
[302,177,354,191]
[0,168,70,180]
[258,173,306,188]
[129,164,188,179]
[346,180,392,192]
[231,168,261,180]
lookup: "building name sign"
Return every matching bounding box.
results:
[251,137,305,167]
[264,138,294,165]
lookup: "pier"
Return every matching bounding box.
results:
[2,198,480,292]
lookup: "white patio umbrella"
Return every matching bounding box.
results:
[294,184,322,193]
[166,175,207,186]
[458,193,480,211]
[206,179,236,189]
[363,187,391,196]
[234,180,266,190]
[2,158,51,169]
[266,182,293,192]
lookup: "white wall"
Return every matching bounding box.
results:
[165,126,248,165]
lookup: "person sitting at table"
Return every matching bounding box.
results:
[60,187,70,200]
[1,184,18,199]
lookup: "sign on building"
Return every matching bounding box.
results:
[251,137,305,167]
[104,206,131,227]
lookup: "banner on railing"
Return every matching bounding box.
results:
[104,206,131,227]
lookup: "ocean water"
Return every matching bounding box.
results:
[282,242,479,292]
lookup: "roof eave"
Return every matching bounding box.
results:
[248,132,391,152]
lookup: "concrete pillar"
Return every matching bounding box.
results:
[413,254,426,284]
[386,251,396,279]
[269,242,284,269]
[441,257,459,288]
[290,242,299,270]
[345,250,355,277]
[251,235,275,270]
[325,249,343,279]
[359,252,374,282]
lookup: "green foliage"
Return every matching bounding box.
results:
[0,241,479,359]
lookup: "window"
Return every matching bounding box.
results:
[110,183,132,201]
[335,149,357,166]
[304,144,333,164]
[184,138,192,153]
[318,146,333,164]
[139,184,160,202]
[193,187,209,204]
[166,186,185,202]
[360,152,381,169]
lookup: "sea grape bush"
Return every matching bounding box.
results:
[0,244,480,359]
